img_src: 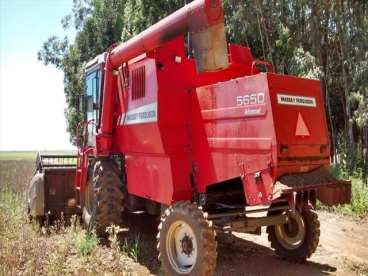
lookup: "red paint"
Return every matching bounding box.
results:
[109,36,330,206]
[98,0,225,154]
[295,112,310,137]
[76,0,343,208]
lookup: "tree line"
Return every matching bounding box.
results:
[38,0,367,180]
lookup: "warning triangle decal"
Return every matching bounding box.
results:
[295,112,310,137]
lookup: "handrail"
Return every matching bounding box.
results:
[76,120,96,151]
[75,120,96,192]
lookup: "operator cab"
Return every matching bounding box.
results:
[83,53,105,145]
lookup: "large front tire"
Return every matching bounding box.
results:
[157,201,217,276]
[267,209,320,262]
[82,159,124,236]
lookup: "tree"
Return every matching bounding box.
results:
[39,0,368,178]
[38,0,181,142]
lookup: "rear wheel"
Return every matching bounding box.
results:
[82,159,124,236]
[267,209,320,262]
[157,201,217,276]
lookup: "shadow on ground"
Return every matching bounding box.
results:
[119,212,337,276]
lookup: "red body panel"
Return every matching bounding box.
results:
[110,37,257,205]
[190,73,330,205]
[97,0,226,154]
[191,74,276,205]
[74,0,348,212]
[108,36,331,206]
[268,74,330,178]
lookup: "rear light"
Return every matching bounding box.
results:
[280,145,289,154]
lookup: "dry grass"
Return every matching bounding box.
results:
[0,187,152,275]
[0,159,35,193]
[0,159,152,276]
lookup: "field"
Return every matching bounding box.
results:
[0,151,77,160]
[0,154,367,275]
[0,151,36,160]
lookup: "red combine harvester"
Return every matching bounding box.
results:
[27,0,351,274]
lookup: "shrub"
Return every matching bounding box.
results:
[335,178,368,217]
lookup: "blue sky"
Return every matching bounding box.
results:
[0,0,75,150]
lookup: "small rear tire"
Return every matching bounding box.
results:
[157,201,217,276]
[267,209,320,262]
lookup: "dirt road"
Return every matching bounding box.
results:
[124,211,368,276]
[215,212,368,276]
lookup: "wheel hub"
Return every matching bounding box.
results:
[275,211,306,250]
[181,234,194,256]
[166,220,198,274]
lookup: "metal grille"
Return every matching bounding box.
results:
[37,154,77,169]
[131,66,146,100]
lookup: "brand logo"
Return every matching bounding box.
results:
[277,94,316,107]
[120,102,157,125]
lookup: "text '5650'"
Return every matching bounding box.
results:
[236,93,265,106]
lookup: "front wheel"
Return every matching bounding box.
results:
[157,201,217,276]
[82,159,125,236]
[267,209,320,262]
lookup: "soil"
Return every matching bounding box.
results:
[124,211,368,276]
[215,212,368,276]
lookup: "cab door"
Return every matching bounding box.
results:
[85,69,102,146]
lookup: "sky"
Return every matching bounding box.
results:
[0,0,75,151]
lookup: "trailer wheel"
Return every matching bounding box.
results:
[267,209,320,262]
[157,201,217,276]
[82,159,124,236]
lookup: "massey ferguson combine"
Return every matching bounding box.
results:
[27,0,351,274]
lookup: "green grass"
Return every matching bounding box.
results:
[0,185,24,219]
[121,235,140,262]
[0,151,36,160]
[73,229,99,260]
[335,178,368,217]
[318,177,368,217]
[0,151,77,161]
